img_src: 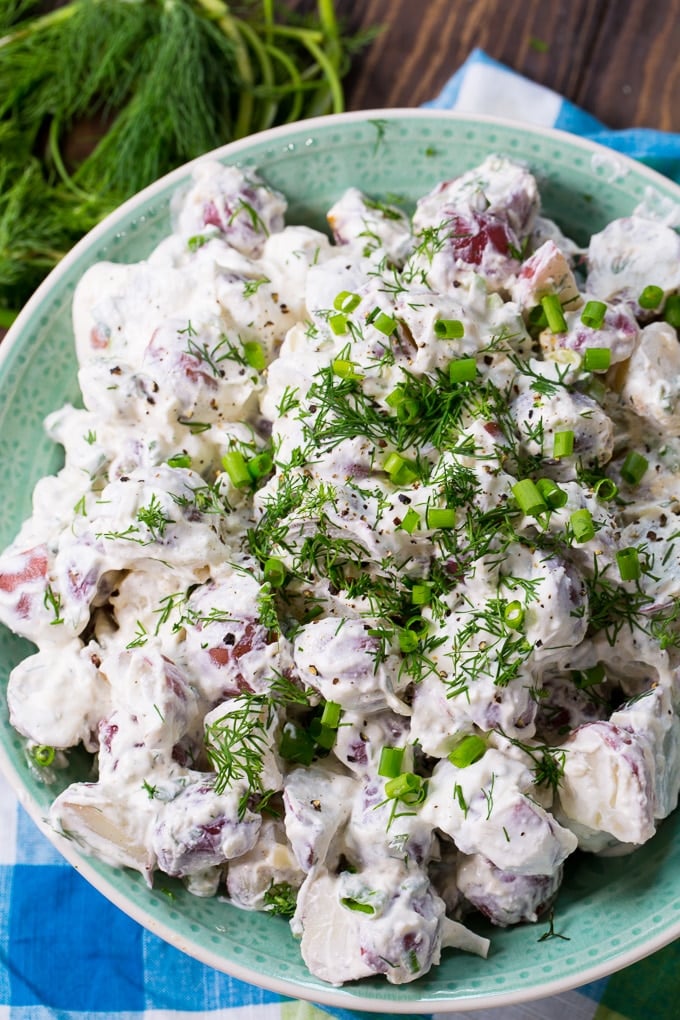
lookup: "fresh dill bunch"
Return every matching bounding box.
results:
[0,0,361,319]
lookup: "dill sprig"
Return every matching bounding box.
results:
[204,674,311,816]
[0,0,364,319]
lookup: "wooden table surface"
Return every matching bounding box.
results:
[317,0,680,132]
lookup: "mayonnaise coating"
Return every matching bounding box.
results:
[2,154,680,987]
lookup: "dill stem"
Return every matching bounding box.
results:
[236,18,278,131]
[263,44,304,122]
[194,0,255,138]
[47,119,94,202]
[0,2,77,49]
[285,34,343,115]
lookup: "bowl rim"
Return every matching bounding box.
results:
[2,107,680,1013]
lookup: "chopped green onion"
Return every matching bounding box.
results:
[167,453,192,468]
[396,397,421,424]
[426,507,456,529]
[405,614,428,638]
[368,309,398,336]
[320,701,342,728]
[341,897,374,914]
[278,720,316,765]
[434,318,464,339]
[328,312,348,335]
[386,386,405,409]
[536,478,568,508]
[221,450,252,488]
[512,478,547,517]
[553,430,574,459]
[411,583,431,606]
[574,663,605,689]
[638,284,664,309]
[449,357,477,384]
[187,234,208,252]
[621,450,649,486]
[570,508,595,543]
[528,304,548,330]
[309,720,337,750]
[247,450,273,480]
[378,746,405,778]
[397,628,419,653]
[503,600,525,630]
[541,293,568,333]
[32,745,55,767]
[400,508,420,534]
[333,290,361,313]
[332,358,362,381]
[263,557,286,588]
[616,546,641,582]
[593,477,618,501]
[384,772,425,804]
[580,300,607,330]
[448,734,486,768]
[664,294,680,329]
[582,346,611,372]
[242,340,266,371]
[384,452,418,486]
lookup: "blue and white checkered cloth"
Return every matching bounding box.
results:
[2,48,680,1020]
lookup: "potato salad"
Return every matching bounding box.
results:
[2,154,680,986]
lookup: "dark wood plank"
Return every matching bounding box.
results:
[304,0,680,131]
[577,0,680,130]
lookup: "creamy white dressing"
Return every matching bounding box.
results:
[2,153,680,986]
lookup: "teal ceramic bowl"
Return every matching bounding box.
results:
[2,110,680,1013]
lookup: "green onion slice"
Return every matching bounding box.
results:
[593,477,618,501]
[426,507,456,529]
[536,478,568,508]
[378,745,405,778]
[503,600,525,630]
[449,357,477,384]
[384,772,425,804]
[570,508,595,543]
[582,346,611,372]
[575,663,605,689]
[332,358,362,381]
[664,294,680,328]
[247,450,273,481]
[541,293,568,333]
[512,478,547,517]
[434,318,464,339]
[243,340,266,371]
[221,450,252,488]
[263,557,286,588]
[278,720,316,765]
[448,734,486,768]
[411,583,431,606]
[638,284,664,309]
[32,745,56,767]
[400,508,420,534]
[397,629,419,653]
[333,290,361,313]
[341,897,375,914]
[621,450,649,486]
[616,546,641,582]
[167,453,192,468]
[328,313,348,336]
[320,700,342,729]
[368,308,398,336]
[580,300,607,330]
[553,430,574,459]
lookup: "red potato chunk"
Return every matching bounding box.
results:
[555,721,656,850]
